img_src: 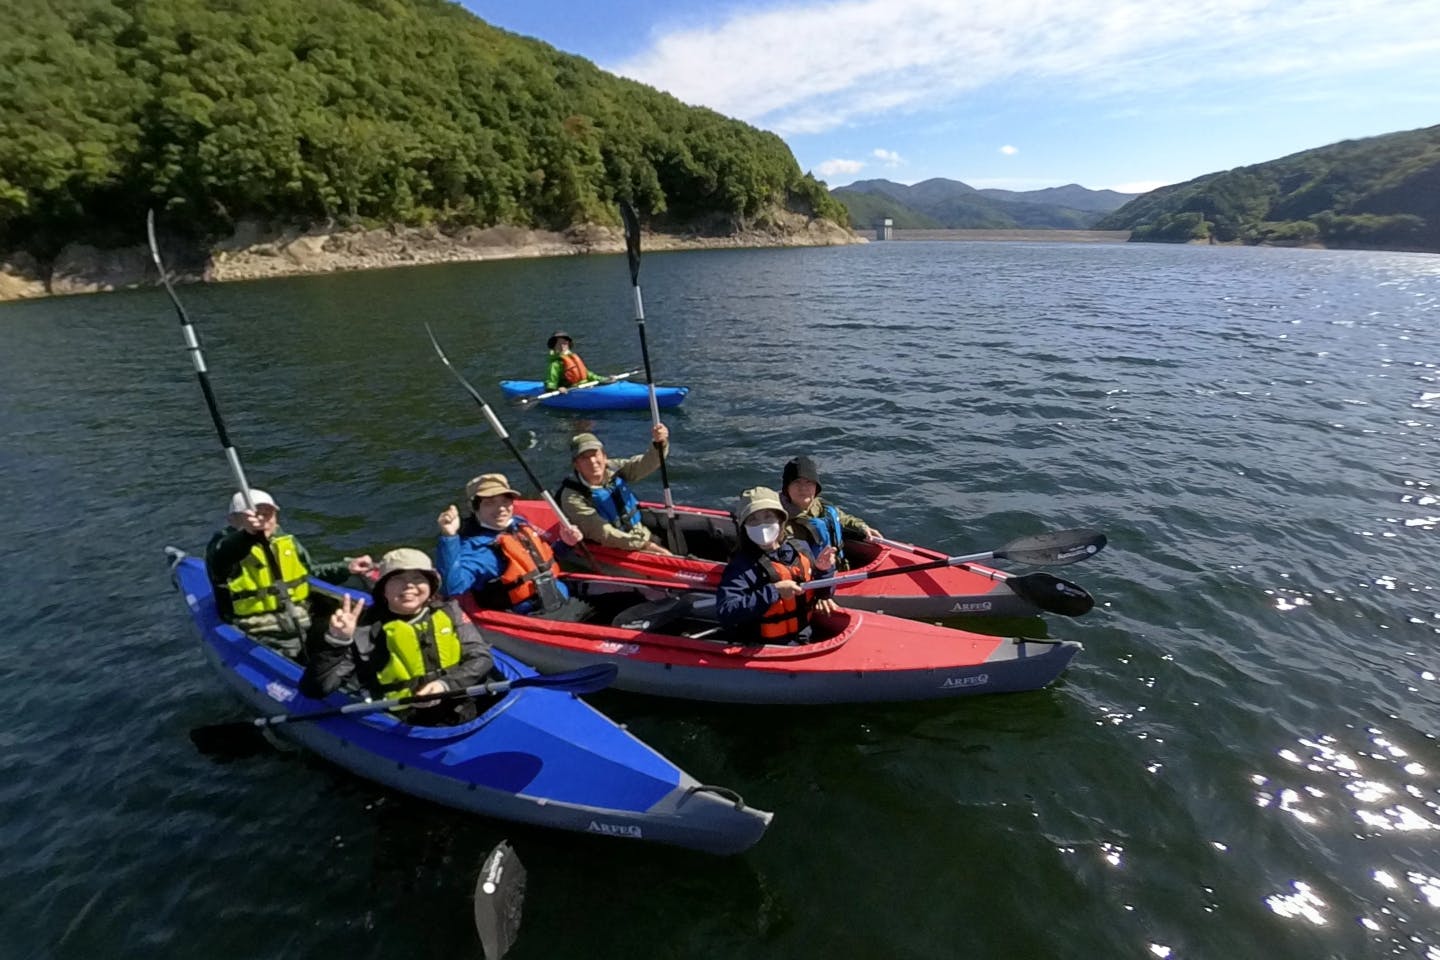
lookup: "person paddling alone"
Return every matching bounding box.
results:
[557,426,675,555]
[436,473,590,622]
[780,456,881,572]
[205,489,374,661]
[543,331,607,394]
[715,486,838,645]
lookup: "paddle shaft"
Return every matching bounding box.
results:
[820,538,1099,616]
[147,210,306,635]
[872,535,1015,585]
[262,676,520,726]
[808,528,1105,591]
[562,570,703,592]
[620,202,684,554]
[425,325,583,546]
[239,664,617,729]
[806,550,997,591]
[524,369,640,404]
[869,533,1103,599]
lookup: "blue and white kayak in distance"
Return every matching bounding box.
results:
[167,551,770,855]
[500,378,689,410]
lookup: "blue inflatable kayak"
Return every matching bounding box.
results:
[500,378,689,410]
[166,550,770,855]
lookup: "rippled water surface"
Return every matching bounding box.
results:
[5,240,1440,959]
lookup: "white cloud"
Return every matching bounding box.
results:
[816,158,865,176]
[999,145,1018,155]
[872,148,904,165]
[609,0,1440,135]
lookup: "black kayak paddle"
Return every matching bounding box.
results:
[190,664,617,755]
[475,840,527,959]
[147,209,308,638]
[618,201,686,555]
[805,528,1104,614]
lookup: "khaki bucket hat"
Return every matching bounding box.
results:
[466,473,522,501]
[373,547,441,594]
[736,486,785,526]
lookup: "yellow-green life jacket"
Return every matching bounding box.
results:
[375,607,461,698]
[226,534,311,617]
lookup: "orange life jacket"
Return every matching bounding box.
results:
[495,525,563,608]
[755,546,814,642]
[560,352,590,386]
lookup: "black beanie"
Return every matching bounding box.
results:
[782,456,822,494]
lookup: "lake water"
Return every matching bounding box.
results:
[5,239,1440,959]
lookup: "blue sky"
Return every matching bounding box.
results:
[458,0,1440,194]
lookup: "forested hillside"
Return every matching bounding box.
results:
[833,178,1131,229]
[829,187,942,229]
[0,0,846,258]
[975,184,1133,214]
[1097,125,1440,250]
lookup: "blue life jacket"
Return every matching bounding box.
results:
[558,473,642,531]
[803,505,847,568]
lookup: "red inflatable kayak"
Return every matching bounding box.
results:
[459,589,1080,706]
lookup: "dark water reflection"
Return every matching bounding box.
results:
[4,240,1439,958]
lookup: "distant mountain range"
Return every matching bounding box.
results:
[831,178,1138,230]
[1097,124,1440,251]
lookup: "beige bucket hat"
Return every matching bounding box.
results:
[736,486,785,526]
[373,547,441,594]
[466,473,522,501]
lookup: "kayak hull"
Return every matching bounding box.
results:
[514,499,1043,619]
[169,552,771,855]
[499,379,689,411]
[465,597,1080,706]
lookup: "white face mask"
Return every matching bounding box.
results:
[746,521,781,546]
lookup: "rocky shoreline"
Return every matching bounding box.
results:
[0,211,860,302]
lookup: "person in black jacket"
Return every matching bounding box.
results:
[304,548,494,726]
[204,488,373,660]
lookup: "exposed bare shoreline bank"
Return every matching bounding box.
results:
[0,212,861,303]
[856,228,1133,243]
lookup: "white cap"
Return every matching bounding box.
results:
[228,489,277,515]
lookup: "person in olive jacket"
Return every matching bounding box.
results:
[556,424,674,554]
[779,456,881,571]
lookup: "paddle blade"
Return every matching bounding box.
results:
[511,663,618,695]
[189,720,271,758]
[619,201,641,284]
[475,841,526,960]
[1004,573,1095,617]
[612,595,689,631]
[995,529,1107,566]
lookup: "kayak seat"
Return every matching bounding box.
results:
[638,507,736,562]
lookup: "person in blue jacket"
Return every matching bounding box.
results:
[436,472,589,621]
[715,486,838,645]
